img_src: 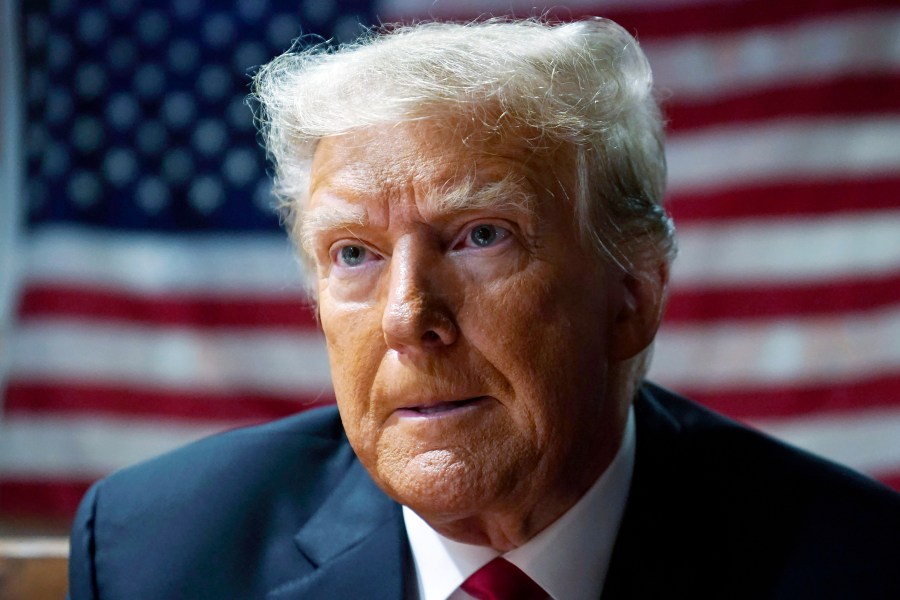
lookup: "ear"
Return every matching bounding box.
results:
[609,260,669,362]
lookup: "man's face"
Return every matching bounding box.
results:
[304,119,637,545]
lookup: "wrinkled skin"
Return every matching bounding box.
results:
[303,119,663,550]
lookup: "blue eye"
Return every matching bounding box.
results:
[469,224,502,247]
[338,245,366,266]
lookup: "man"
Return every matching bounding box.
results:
[68,18,899,599]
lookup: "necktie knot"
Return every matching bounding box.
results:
[461,557,547,600]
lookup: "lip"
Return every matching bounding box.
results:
[393,396,492,419]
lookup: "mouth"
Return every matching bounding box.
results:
[396,396,490,418]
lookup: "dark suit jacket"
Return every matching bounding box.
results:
[68,383,900,599]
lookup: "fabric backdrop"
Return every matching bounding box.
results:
[1,0,898,524]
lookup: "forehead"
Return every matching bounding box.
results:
[305,119,572,217]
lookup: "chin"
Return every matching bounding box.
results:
[375,448,511,520]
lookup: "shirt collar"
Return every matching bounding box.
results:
[403,405,636,600]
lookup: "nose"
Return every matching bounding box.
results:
[382,242,458,355]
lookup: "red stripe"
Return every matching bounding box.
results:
[677,373,900,421]
[0,479,92,521]
[17,284,318,330]
[384,0,899,40]
[665,75,900,133]
[5,381,334,422]
[569,1,898,40]
[668,177,900,222]
[665,273,900,323]
[875,471,900,492]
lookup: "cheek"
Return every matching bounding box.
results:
[473,265,578,359]
[319,296,384,424]
[465,265,613,429]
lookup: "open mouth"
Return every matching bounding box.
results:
[403,396,488,416]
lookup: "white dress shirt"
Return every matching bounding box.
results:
[403,406,636,600]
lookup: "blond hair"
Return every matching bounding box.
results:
[253,17,674,275]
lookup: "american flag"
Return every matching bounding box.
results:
[1,0,898,526]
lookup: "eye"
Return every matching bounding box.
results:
[465,224,509,248]
[334,244,369,267]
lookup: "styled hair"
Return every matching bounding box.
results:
[252,17,675,277]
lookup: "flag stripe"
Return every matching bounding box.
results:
[668,177,900,222]
[5,381,332,421]
[679,373,900,421]
[21,226,304,295]
[665,74,900,133]
[880,472,900,491]
[0,415,239,477]
[18,284,317,330]
[8,320,333,394]
[643,10,900,100]
[671,211,900,287]
[753,405,900,474]
[651,306,900,389]
[667,118,900,194]
[665,273,900,323]
[0,480,92,520]
[615,0,899,41]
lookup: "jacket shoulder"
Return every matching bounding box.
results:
[641,382,897,500]
[108,404,344,484]
[612,383,900,599]
[69,405,359,599]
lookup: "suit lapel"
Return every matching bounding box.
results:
[601,384,731,599]
[602,385,690,599]
[268,459,408,600]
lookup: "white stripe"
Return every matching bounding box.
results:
[649,306,900,390]
[0,415,237,478]
[8,319,334,395]
[22,224,308,295]
[0,538,69,559]
[377,0,722,18]
[645,11,900,100]
[754,407,900,475]
[670,210,900,288]
[667,118,900,194]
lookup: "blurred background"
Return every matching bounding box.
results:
[1,0,899,538]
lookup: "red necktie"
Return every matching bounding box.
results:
[460,557,548,600]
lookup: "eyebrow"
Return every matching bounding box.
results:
[299,173,537,254]
[426,173,536,217]
[299,202,368,257]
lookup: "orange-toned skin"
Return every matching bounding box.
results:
[304,119,663,551]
